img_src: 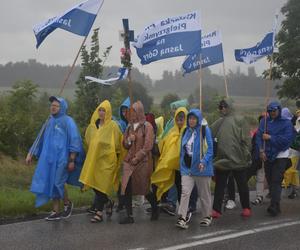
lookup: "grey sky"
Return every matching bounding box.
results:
[0,0,287,80]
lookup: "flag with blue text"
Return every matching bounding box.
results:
[133,11,201,65]
[182,30,224,75]
[234,32,274,64]
[33,0,104,48]
[234,13,278,64]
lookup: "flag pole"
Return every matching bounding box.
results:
[222,61,229,98]
[262,55,274,162]
[58,35,88,96]
[121,19,134,122]
[199,53,203,160]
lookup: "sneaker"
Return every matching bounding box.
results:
[45,211,61,221]
[61,201,73,219]
[176,217,188,229]
[186,211,192,223]
[212,210,221,219]
[251,196,263,205]
[200,216,212,227]
[241,208,251,217]
[225,200,236,210]
[161,204,176,216]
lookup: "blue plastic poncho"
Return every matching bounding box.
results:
[29,97,85,207]
[117,97,130,133]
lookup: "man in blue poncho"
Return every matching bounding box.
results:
[256,101,295,216]
[26,96,85,221]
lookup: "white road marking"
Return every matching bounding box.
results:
[158,220,300,250]
[189,229,234,240]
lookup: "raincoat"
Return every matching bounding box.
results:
[117,97,130,133]
[79,100,122,195]
[256,102,295,161]
[121,101,154,195]
[211,105,251,171]
[29,97,84,207]
[151,107,188,201]
[180,109,214,176]
[155,116,164,141]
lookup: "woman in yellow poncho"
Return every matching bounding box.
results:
[79,100,122,223]
[151,107,188,202]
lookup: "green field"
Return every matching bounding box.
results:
[0,154,94,221]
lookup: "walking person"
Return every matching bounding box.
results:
[176,109,214,229]
[211,99,252,218]
[119,101,158,224]
[80,100,122,223]
[256,102,295,216]
[26,96,85,221]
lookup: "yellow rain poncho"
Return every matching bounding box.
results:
[155,116,164,141]
[79,100,122,195]
[151,107,188,201]
[282,156,299,188]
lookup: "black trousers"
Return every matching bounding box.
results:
[119,178,158,217]
[213,168,250,213]
[93,189,109,212]
[264,158,289,205]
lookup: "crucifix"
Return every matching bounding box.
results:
[121,19,135,111]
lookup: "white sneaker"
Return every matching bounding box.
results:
[225,200,236,209]
[176,217,188,229]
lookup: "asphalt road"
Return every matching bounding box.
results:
[1,191,300,250]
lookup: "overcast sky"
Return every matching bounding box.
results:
[0,0,287,80]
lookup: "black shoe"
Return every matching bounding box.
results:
[151,207,160,221]
[61,201,73,219]
[145,207,152,214]
[161,204,176,216]
[45,211,61,221]
[267,204,280,217]
[119,216,134,224]
[87,207,97,214]
[288,191,297,199]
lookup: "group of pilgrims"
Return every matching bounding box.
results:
[25,95,299,229]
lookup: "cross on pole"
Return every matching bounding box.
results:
[121,19,135,113]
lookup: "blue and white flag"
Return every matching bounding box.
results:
[33,0,104,48]
[182,30,224,74]
[234,32,274,64]
[133,11,201,65]
[85,67,128,86]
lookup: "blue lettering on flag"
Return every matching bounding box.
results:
[234,32,274,64]
[182,30,224,74]
[133,11,201,65]
[33,0,104,48]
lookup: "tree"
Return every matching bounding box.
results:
[160,93,180,110]
[270,0,300,99]
[0,81,48,157]
[73,28,113,128]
